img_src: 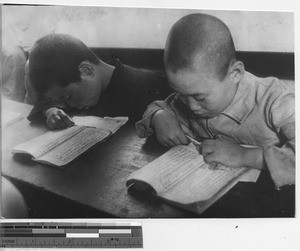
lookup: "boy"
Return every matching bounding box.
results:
[136,13,294,189]
[26,34,171,129]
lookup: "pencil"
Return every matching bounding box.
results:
[186,135,201,146]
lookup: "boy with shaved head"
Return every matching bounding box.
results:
[136,13,295,189]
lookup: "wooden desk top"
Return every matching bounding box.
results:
[2,99,294,218]
[2,99,191,217]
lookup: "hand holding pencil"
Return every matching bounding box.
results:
[186,135,219,169]
[200,136,248,168]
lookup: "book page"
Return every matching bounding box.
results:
[160,164,248,204]
[12,126,84,158]
[127,143,252,204]
[127,144,208,194]
[36,127,110,166]
[73,116,128,133]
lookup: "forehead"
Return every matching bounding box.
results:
[44,84,72,99]
[166,67,217,95]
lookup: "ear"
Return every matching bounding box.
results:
[78,61,95,79]
[227,60,244,84]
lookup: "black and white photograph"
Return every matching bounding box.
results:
[1,3,295,219]
[1,2,299,249]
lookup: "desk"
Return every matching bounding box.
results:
[1,100,295,218]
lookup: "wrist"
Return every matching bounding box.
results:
[240,147,264,169]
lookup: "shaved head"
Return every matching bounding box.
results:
[164,13,236,80]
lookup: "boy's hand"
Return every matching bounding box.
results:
[44,108,74,130]
[201,137,245,167]
[151,110,189,147]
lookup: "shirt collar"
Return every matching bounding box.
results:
[221,71,256,124]
[103,59,124,95]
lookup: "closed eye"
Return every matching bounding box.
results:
[194,97,206,102]
[186,93,206,101]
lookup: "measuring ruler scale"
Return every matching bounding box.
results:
[0,222,143,248]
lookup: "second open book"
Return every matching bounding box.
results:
[12,116,128,167]
[126,143,260,214]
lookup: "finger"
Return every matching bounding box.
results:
[157,137,173,148]
[177,133,189,145]
[60,114,73,128]
[53,115,66,128]
[165,138,178,147]
[201,144,215,156]
[201,139,216,147]
[46,120,55,130]
[49,115,67,129]
[203,153,219,165]
[201,139,218,156]
[166,142,175,148]
[47,118,59,130]
[161,140,174,148]
[168,135,184,146]
[57,110,74,127]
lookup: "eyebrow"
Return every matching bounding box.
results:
[169,82,208,97]
[171,87,206,98]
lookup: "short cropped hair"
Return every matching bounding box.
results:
[29,34,100,94]
[164,13,236,80]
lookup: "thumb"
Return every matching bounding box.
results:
[57,109,66,116]
[203,153,218,164]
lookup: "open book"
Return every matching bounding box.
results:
[126,143,260,214]
[12,116,128,167]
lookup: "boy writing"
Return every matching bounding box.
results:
[136,13,295,189]
[26,34,171,129]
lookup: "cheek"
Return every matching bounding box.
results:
[68,93,83,106]
[74,90,87,102]
[202,97,222,112]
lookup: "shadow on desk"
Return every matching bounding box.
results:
[9,174,295,218]
[200,170,295,218]
[7,177,116,218]
[127,171,295,218]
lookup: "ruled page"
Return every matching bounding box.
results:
[127,143,250,203]
[12,126,84,158]
[36,127,110,166]
[127,144,206,194]
[161,164,248,203]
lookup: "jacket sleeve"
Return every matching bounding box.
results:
[263,89,295,189]
[129,69,171,122]
[135,93,194,138]
[27,98,67,121]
